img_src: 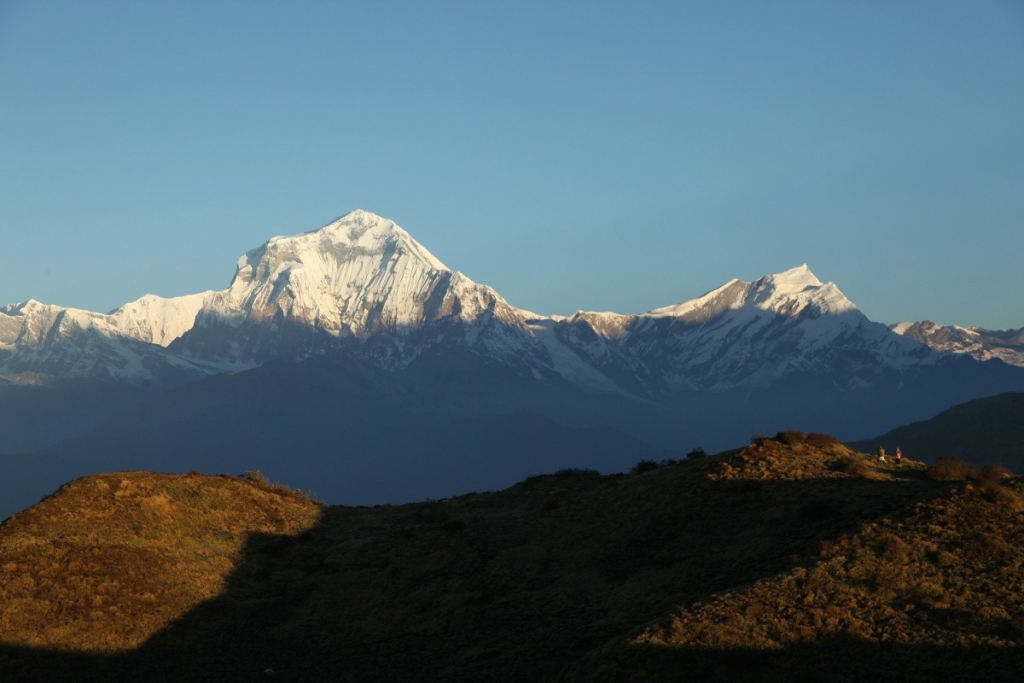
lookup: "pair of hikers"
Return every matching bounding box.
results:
[876,446,902,465]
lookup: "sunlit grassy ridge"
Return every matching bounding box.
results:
[0,471,320,652]
[1,434,1022,682]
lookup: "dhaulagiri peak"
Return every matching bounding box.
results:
[303,209,448,271]
[232,209,449,281]
[209,209,504,340]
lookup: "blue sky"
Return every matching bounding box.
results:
[1,0,1022,329]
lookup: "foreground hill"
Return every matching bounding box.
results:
[852,391,1024,472]
[2,434,1023,682]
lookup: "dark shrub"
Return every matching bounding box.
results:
[975,464,1021,507]
[774,430,806,445]
[686,447,707,460]
[240,470,271,487]
[926,456,980,481]
[980,463,1014,481]
[632,459,661,474]
[553,467,601,479]
[835,455,871,477]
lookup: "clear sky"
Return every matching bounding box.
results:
[1,1,1022,329]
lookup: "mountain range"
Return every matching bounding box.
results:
[2,210,1023,517]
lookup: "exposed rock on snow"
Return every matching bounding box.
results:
[892,320,1024,368]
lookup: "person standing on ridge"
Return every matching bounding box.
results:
[895,447,902,466]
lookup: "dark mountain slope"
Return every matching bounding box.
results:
[0,378,145,454]
[851,391,1024,472]
[3,433,1023,681]
[0,351,678,519]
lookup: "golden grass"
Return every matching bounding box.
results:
[0,471,321,652]
[1,433,1022,682]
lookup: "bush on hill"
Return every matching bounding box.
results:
[834,454,872,477]
[774,430,806,445]
[631,459,661,474]
[631,458,683,474]
[553,467,601,478]
[239,469,318,501]
[926,456,979,481]
[981,463,1013,480]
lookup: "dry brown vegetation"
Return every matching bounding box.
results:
[1,433,1023,682]
[0,471,320,653]
[606,479,1024,682]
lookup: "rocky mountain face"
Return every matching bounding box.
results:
[0,211,549,384]
[168,210,549,372]
[547,264,936,396]
[893,320,1024,368]
[0,298,214,386]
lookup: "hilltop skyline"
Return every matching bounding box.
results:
[1,1,1022,329]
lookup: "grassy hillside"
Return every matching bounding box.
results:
[0,471,320,655]
[2,433,1023,682]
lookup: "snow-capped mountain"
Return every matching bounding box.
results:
[0,210,1002,395]
[0,298,212,385]
[108,291,216,348]
[547,265,936,395]
[168,210,550,371]
[892,320,1024,368]
[1,211,553,383]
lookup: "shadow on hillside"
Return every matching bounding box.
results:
[5,635,1024,683]
[0,473,1014,682]
[599,637,1024,683]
